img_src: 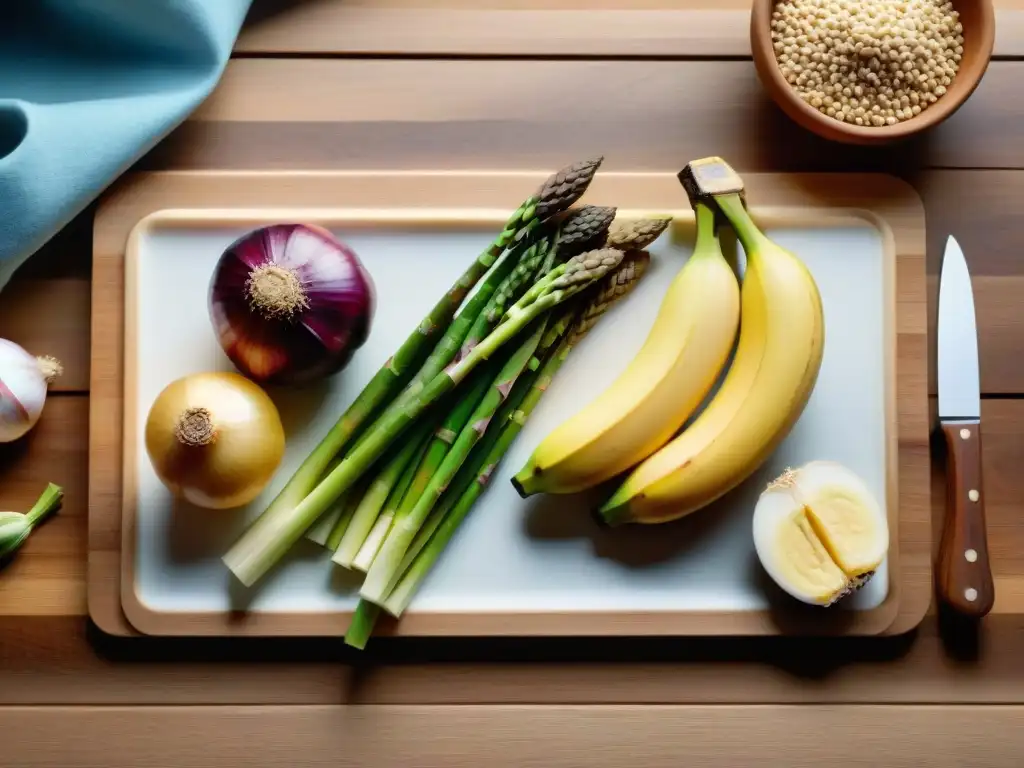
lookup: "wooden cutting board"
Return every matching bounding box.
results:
[89,169,930,639]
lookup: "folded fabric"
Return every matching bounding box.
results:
[0,0,252,290]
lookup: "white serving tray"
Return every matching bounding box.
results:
[122,209,899,636]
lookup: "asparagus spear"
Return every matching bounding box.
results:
[325,483,368,551]
[332,419,435,567]
[604,217,673,251]
[360,317,549,603]
[344,600,382,650]
[347,366,494,568]
[382,251,651,619]
[352,513,393,572]
[225,247,622,588]
[394,307,578,579]
[258,158,599,545]
[335,437,423,561]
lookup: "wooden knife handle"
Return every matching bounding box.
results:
[937,420,995,618]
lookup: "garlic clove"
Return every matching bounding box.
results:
[752,461,889,606]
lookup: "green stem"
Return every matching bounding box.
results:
[25,483,63,527]
[332,420,434,568]
[361,319,548,603]
[711,193,768,251]
[384,336,573,617]
[392,313,572,579]
[325,486,366,552]
[343,600,382,650]
[352,511,394,572]
[305,485,348,547]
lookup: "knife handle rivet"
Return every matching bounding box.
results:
[965,549,978,563]
[965,588,978,602]
[968,489,980,502]
[960,428,971,440]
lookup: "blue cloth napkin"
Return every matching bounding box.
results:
[0,0,252,290]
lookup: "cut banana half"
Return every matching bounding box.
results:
[752,461,889,606]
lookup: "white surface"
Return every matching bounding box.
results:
[131,214,890,616]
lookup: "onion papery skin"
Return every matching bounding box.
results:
[144,372,287,510]
[209,223,376,386]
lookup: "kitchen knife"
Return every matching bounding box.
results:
[936,235,994,618]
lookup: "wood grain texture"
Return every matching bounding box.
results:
[6,703,1024,767]
[89,170,929,639]
[14,613,1024,705]
[0,398,88,617]
[237,0,1024,58]
[139,59,1024,173]
[0,279,91,392]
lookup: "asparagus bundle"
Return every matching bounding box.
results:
[343,250,652,649]
[223,163,625,588]
[328,206,617,579]
[320,206,613,557]
[359,318,549,602]
[291,160,602,548]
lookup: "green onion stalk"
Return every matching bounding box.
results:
[359,316,549,603]
[0,484,64,569]
[224,245,623,588]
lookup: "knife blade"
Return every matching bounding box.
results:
[936,235,994,618]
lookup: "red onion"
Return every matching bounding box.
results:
[208,223,375,386]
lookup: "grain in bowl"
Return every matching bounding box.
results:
[770,0,964,127]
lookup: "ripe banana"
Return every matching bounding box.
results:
[598,161,825,526]
[511,202,740,497]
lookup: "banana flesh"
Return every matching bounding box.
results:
[751,461,889,606]
[598,162,825,526]
[511,202,740,497]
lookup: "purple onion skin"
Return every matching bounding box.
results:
[209,223,376,387]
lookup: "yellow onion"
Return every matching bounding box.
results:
[144,372,286,510]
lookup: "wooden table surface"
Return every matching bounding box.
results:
[5,1,1024,765]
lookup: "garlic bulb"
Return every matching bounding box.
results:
[0,339,62,443]
[752,461,889,606]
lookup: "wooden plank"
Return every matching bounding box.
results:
[144,60,1024,172]
[4,703,1024,767]
[0,279,91,392]
[11,613,1024,705]
[237,0,1024,58]
[0,397,89,616]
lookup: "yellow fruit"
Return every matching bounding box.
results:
[511,202,740,497]
[598,188,825,525]
[751,461,889,606]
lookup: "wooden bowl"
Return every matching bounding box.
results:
[750,0,995,145]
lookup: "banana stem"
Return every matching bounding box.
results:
[712,193,769,252]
